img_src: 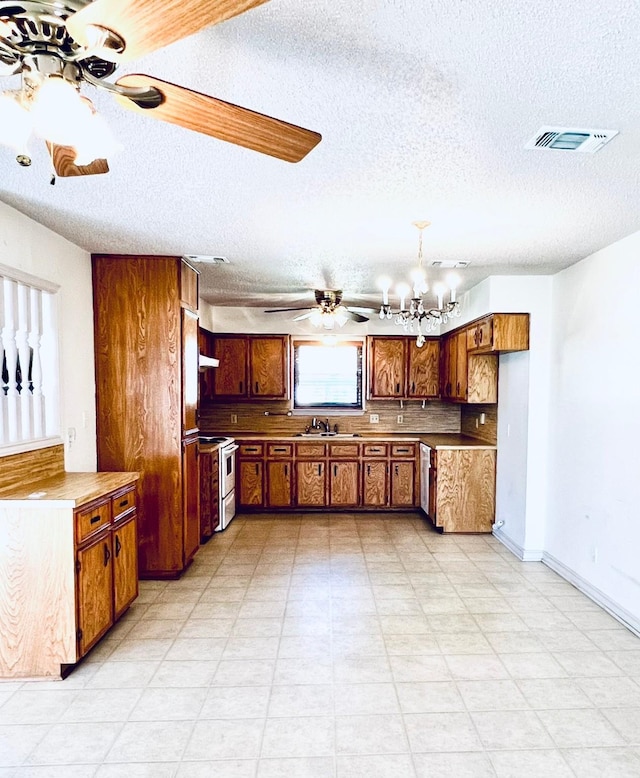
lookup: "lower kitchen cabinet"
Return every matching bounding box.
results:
[239,459,264,506]
[199,447,220,540]
[296,460,326,506]
[428,448,496,532]
[267,460,293,507]
[182,436,200,565]
[390,460,416,507]
[362,459,388,507]
[0,472,139,679]
[329,460,359,507]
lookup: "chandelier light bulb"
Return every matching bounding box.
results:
[378,276,392,305]
[446,272,459,303]
[396,283,410,311]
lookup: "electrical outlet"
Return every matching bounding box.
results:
[230,413,238,424]
[397,414,403,424]
[370,414,379,424]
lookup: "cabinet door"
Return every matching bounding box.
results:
[329,461,359,506]
[428,452,438,523]
[362,460,388,507]
[368,337,406,398]
[250,337,289,399]
[199,450,220,539]
[182,309,199,434]
[239,460,264,506]
[77,533,113,657]
[213,337,248,397]
[113,514,138,620]
[455,330,468,401]
[296,461,326,506]
[180,260,199,312]
[390,460,415,507]
[407,339,440,397]
[440,335,455,399]
[183,438,200,564]
[266,460,293,507]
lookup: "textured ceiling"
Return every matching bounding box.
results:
[1,0,639,312]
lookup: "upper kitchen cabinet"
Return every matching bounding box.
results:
[368,336,440,399]
[466,313,529,354]
[211,335,290,400]
[407,339,440,398]
[92,255,201,578]
[368,337,406,398]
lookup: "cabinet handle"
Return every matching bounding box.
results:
[367,465,370,476]
[396,383,400,393]
[255,382,259,393]
[274,447,287,452]
[457,381,460,395]
[397,448,409,453]
[115,534,121,558]
[118,498,129,508]
[317,464,322,476]
[479,330,483,344]
[239,381,243,393]
[333,464,337,477]
[395,465,399,475]
[411,382,415,393]
[89,514,101,525]
[284,464,288,477]
[103,543,111,567]
[255,464,259,475]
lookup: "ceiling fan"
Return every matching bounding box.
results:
[0,0,321,177]
[265,290,376,329]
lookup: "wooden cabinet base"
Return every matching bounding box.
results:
[430,449,496,533]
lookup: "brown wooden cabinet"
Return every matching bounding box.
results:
[182,437,200,564]
[211,335,289,400]
[296,460,326,506]
[407,339,440,398]
[329,460,360,507]
[199,447,220,540]
[76,527,113,657]
[239,459,264,507]
[428,448,496,532]
[368,337,407,398]
[369,336,439,399]
[93,254,200,578]
[362,459,388,507]
[266,443,293,508]
[389,443,417,507]
[0,473,139,679]
[441,330,468,401]
[467,313,529,353]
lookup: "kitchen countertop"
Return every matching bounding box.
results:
[0,471,139,507]
[206,432,496,450]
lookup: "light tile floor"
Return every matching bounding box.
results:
[2,512,640,777]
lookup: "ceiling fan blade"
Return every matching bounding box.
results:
[66,0,270,63]
[264,307,313,313]
[292,312,314,321]
[114,74,321,162]
[47,143,110,177]
[343,310,369,323]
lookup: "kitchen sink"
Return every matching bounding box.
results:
[295,432,361,438]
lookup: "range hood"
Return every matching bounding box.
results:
[199,354,219,371]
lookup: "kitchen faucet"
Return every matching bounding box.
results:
[311,417,330,433]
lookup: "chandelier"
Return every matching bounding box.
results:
[378,221,461,347]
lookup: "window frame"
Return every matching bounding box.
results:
[291,337,365,414]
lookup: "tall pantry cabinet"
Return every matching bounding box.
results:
[92,255,200,578]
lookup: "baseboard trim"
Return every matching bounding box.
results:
[541,552,640,638]
[492,529,543,562]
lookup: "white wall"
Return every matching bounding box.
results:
[0,202,96,471]
[545,231,640,623]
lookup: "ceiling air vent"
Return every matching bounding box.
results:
[182,254,230,264]
[430,260,470,269]
[525,126,618,153]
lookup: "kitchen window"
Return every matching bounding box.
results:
[292,339,363,411]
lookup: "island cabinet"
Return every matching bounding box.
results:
[0,471,139,679]
[211,335,290,400]
[93,255,201,578]
[368,337,440,399]
[427,447,496,532]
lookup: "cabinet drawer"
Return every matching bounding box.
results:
[76,500,111,544]
[112,488,136,522]
[296,443,326,457]
[239,443,264,457]
[391,443,416,458]
[362,444,388,457]
[268,443,293,458]
[329,443,360,458]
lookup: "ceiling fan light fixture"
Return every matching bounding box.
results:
[72,100,121,165]
[0,92,32,153]
[30,76,92,146]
